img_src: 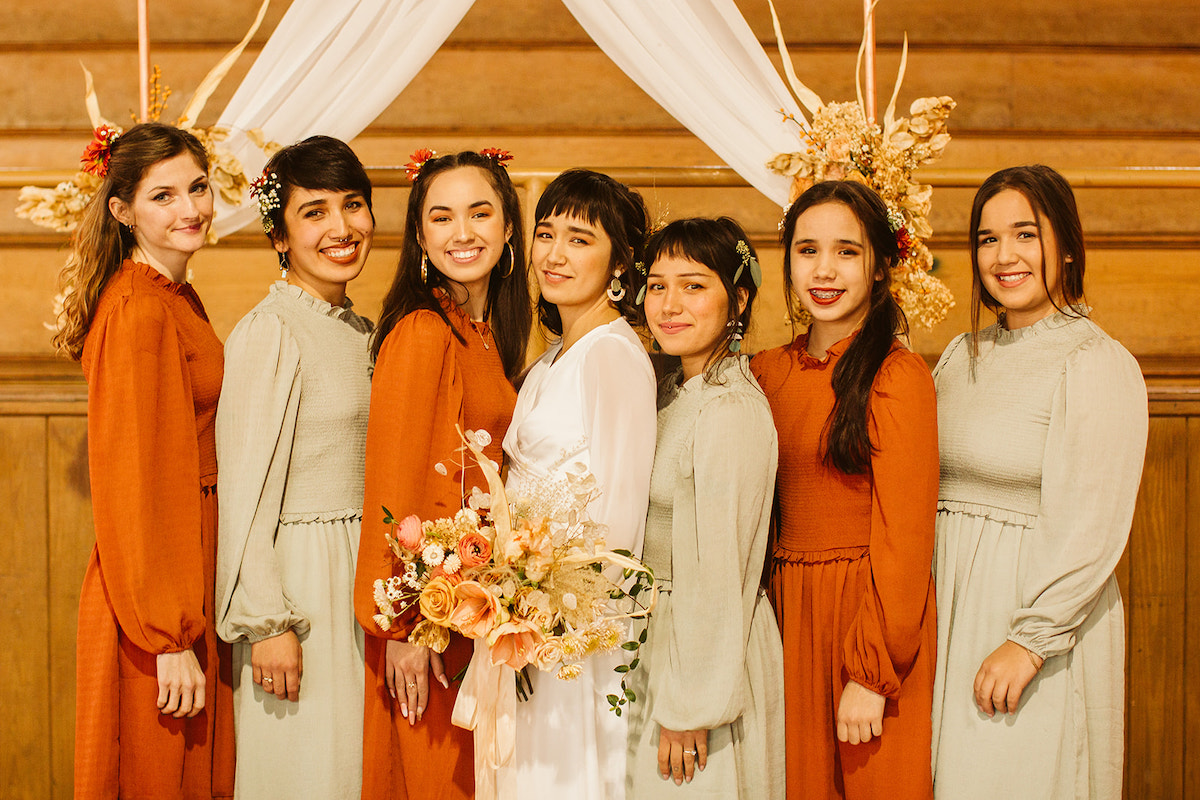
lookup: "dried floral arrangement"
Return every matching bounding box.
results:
[764,1,955,329]
[372,428,655,703]
[15,1,278,241]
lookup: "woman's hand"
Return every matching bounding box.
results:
[252,629,303,701]
[155,649,206,718]
[657,727,708,785]
[836,680,886,745]
[973,640,1043,716]
[385,640,449,725]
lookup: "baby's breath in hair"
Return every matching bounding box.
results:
[248,170,281,234]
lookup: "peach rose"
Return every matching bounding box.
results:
[395,514,425,552]
[530,637,566,671]
[418,576,458,626]
[456,530,492,571]
[487,619,546,670]
[448,580,502,639]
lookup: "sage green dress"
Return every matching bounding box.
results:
[214,282,372,800]
[931,312,1147,800]
[626,356,786,799]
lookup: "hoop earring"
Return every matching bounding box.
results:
[503,242,515,278]
[421,252,430,284]
[606,272,626,303]
[278,253,289,279]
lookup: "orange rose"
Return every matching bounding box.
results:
[418,576,458,626]
[456,530,492,571]
[448,581,501,639]
[487,619,546,670]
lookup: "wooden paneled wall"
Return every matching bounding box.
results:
[2,0,1199,797]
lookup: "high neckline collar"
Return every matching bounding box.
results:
[790,328,857,368]
[991,307,1089,344]
[272,281,356,319]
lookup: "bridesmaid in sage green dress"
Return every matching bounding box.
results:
[626,217,784,799]
[215,136,374,800]
[931,165,1147,800]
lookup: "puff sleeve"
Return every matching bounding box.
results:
[649,390,778,730]
[577,334,657,554]
[84,292,207,654]
[214,311,310,644]
[842,350,939,697]
[353,311,466,640]
[1007,337,1147,658]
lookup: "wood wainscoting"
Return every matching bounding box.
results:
[1,355,1197,799]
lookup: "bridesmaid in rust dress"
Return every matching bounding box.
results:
[352,149,531,800]
[752,181,937,800]
[55,122,234,800]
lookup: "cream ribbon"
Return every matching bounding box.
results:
[451,639,517,800]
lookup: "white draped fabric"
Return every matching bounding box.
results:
[211,0,477,238]
[213,0,808,237]
[559,0,804,205]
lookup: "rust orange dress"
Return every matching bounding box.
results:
[353,298,516,800]
[752,333,937,800]
[75,260,235,800]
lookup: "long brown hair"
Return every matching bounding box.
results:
[780,181,907,475]
[968,164,1086,347]
[53,123,209,360]
[371,152,530,379]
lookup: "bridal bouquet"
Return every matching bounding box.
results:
[371,428,656,686]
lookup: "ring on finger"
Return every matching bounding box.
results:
[262,677,274,685]
[683,749,696,756]
[407,682,417,689]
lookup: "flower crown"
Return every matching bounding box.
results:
[405,147,515,182]
[249,170,282,234]
[80,125,123,178]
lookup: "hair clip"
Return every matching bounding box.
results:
[733,240,763,288]
[80,125,123,178]
[249,170,282,234]
[405,148,438,182]
[479,148,513,168]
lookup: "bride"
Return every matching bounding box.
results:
[501,168,657,797]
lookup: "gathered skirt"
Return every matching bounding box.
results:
[770,547,934,800]
[932,502,1124,800]
[231,515,365,799]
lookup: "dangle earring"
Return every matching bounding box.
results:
[606,271,626,303]
[503,242,516,278]
[278,252,290,279]
[728,319,744,353]
[421,252,430,284]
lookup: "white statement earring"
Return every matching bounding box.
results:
[278,253,289,279]
[729,319,744,353]
[606,271,626,303]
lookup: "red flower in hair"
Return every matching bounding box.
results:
[405,148,438,182]
[80,125,123,177]
[895,225,915,262]
[479,148,513,168]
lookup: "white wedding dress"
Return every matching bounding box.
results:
[499,317,657,799]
